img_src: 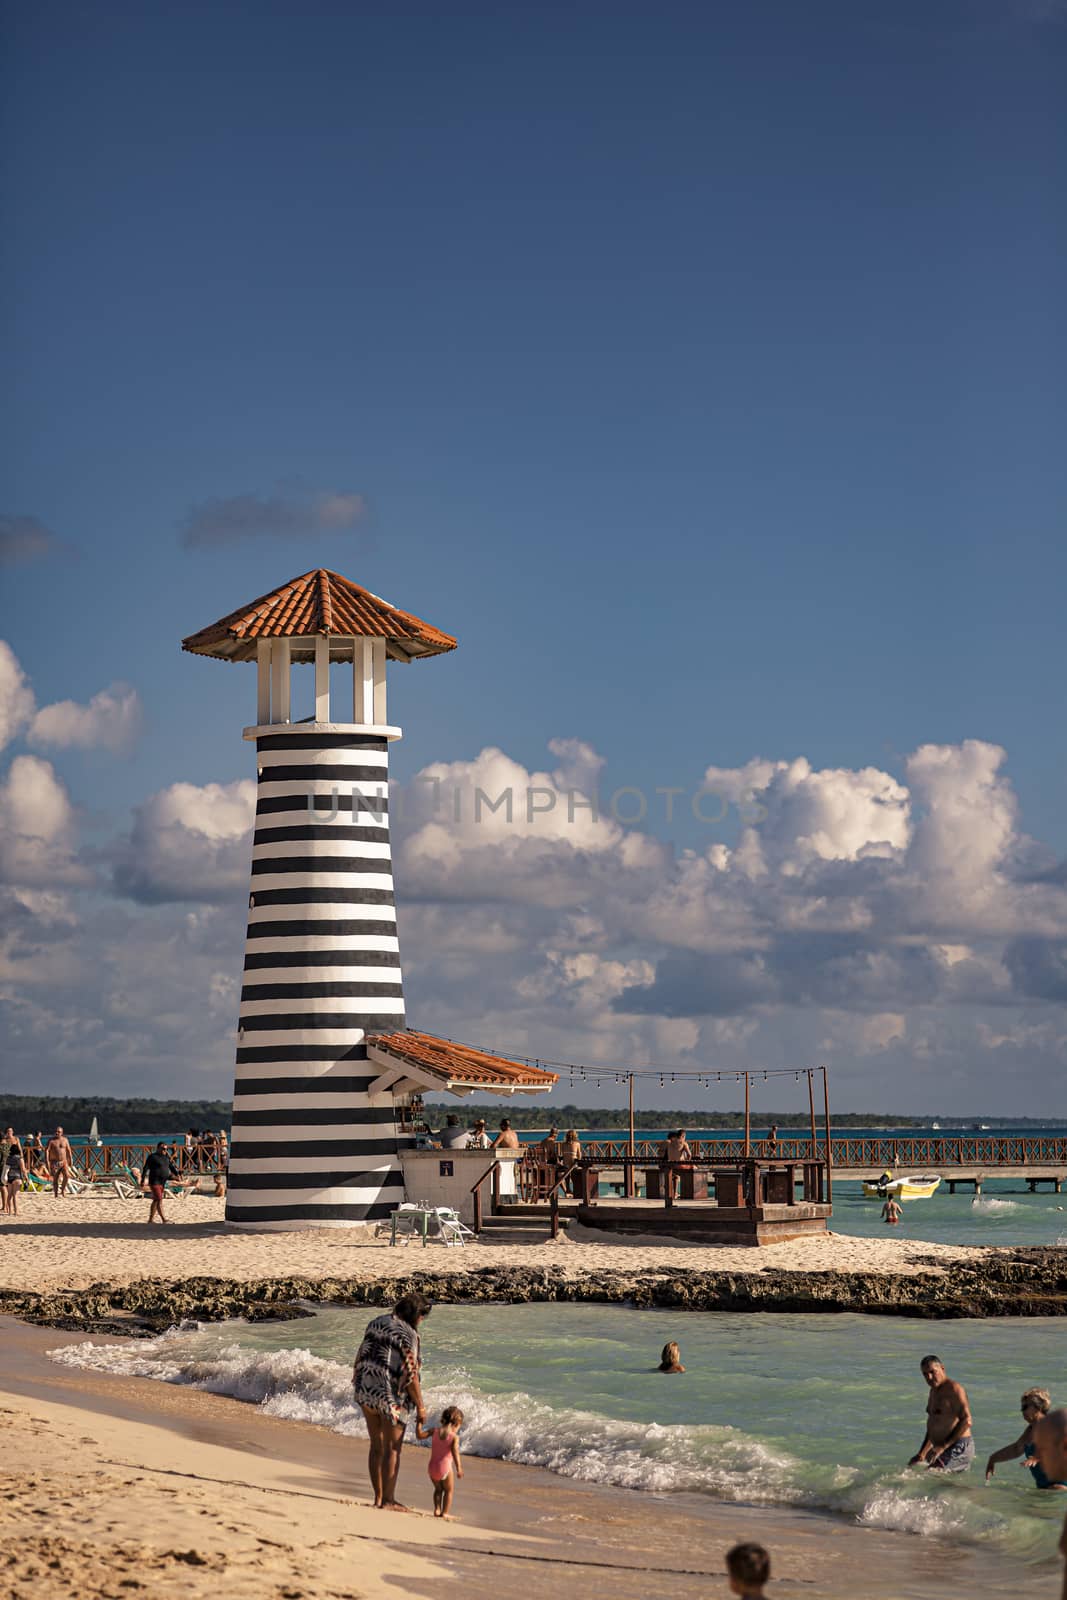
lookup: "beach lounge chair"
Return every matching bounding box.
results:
[116,1163,192,1201]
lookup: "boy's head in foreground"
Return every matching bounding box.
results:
[726,1542,770,1596]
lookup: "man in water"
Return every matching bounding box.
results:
[881,1196,902,1226]
[1031,1409,1067,1599]
[909,1355,974,1472]
[45,1127,75,1197]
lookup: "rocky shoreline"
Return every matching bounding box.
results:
[2,1247,1066,1335]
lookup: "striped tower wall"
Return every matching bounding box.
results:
[226,726,409,1229]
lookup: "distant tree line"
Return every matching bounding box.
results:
[0,1096,231,1135]
[424,1102,926,1130]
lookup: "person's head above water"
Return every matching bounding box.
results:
[658,1341,684,1372]
[920,1355,946,1386]
[726,1542,770,1596]
[1021,1388,1051,1418]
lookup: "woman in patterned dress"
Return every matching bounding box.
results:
[353,1293,431,1509]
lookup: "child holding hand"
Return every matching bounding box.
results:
[416,1405,464,1518]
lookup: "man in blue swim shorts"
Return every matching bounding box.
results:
[909,1354,975,1473]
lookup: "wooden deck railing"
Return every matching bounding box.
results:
[29,1142,226,1178]
[574,1136,1067,1168]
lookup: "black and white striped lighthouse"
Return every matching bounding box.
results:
[182,569,456,1228]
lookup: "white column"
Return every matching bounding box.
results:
[257,640,271,724]
[352,639,364,722]
[271,636,291,724]
[314,635,330,723]
[357,637,375,723]
[372,638,387,725]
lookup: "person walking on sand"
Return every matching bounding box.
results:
[416,1405,464,1518]
[3,1130,25,1215]
[726,1542,771,1598]
[909,1354,974,1472]
[881,1196,902,1226]
[1031,1409,1067,1600]
[140,1141,180,1223]
[658,1341,685,1373]
[45,1128,74,1197]
[352,1294,431,1511]
[987,1388,1067,1490]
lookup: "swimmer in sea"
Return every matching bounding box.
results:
[881,1196,902,1226]
[658,1341,685,1373]
[909,1354,974,1473]
[986,1389,1067,1490]
[1031,1410,1067,1600]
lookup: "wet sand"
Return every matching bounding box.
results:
[0,1317,1039,1599]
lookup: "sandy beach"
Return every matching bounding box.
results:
[0,1317,1033,1600]
[0,1192,986,1292]
[4,1198,1062,1597]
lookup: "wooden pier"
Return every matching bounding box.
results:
[577,1135,1067,1196]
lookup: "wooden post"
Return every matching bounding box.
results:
[807,1069,818,1155]
[550,1187,559,1239]
[491,1160,501,1214]
[744,1073,750,1156]
[822,1065,833,1204]
[628,1074,635,1158]
[473,1183,482,1234]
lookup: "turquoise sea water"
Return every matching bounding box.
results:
[50,1304,1066,1569]
[830,1177,1067,1248]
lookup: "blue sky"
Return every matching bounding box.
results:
[2,1,1065,1110]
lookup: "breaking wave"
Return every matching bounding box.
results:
[48,1327,1046,1555]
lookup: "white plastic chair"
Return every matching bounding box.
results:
[433,1207,475,1247]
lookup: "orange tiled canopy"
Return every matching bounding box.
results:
[367,1030,559,1092]
[181,568,457,663]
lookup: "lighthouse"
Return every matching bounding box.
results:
[182,569,457,1229]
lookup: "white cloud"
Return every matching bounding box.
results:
[396,744,665,906]
[0,755,92,887]
[0,642,36,750]
[29,681,144,753]
[112,778,256,903]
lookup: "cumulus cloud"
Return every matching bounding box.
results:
[112,779,256,903]
[179,484,367,548]
[29,682,144,753]
[0,514,58,565]
[0,755,93,888]
[395,742,665,906]
[0,642,36,750]
[4,728,1067,1104]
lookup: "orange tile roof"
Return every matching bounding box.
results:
[368,1030,559,1090]
[181,569,457,663]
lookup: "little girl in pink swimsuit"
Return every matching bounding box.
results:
[416,1405,464,1518]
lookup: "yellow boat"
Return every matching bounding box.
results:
[863,1173,942,1201]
